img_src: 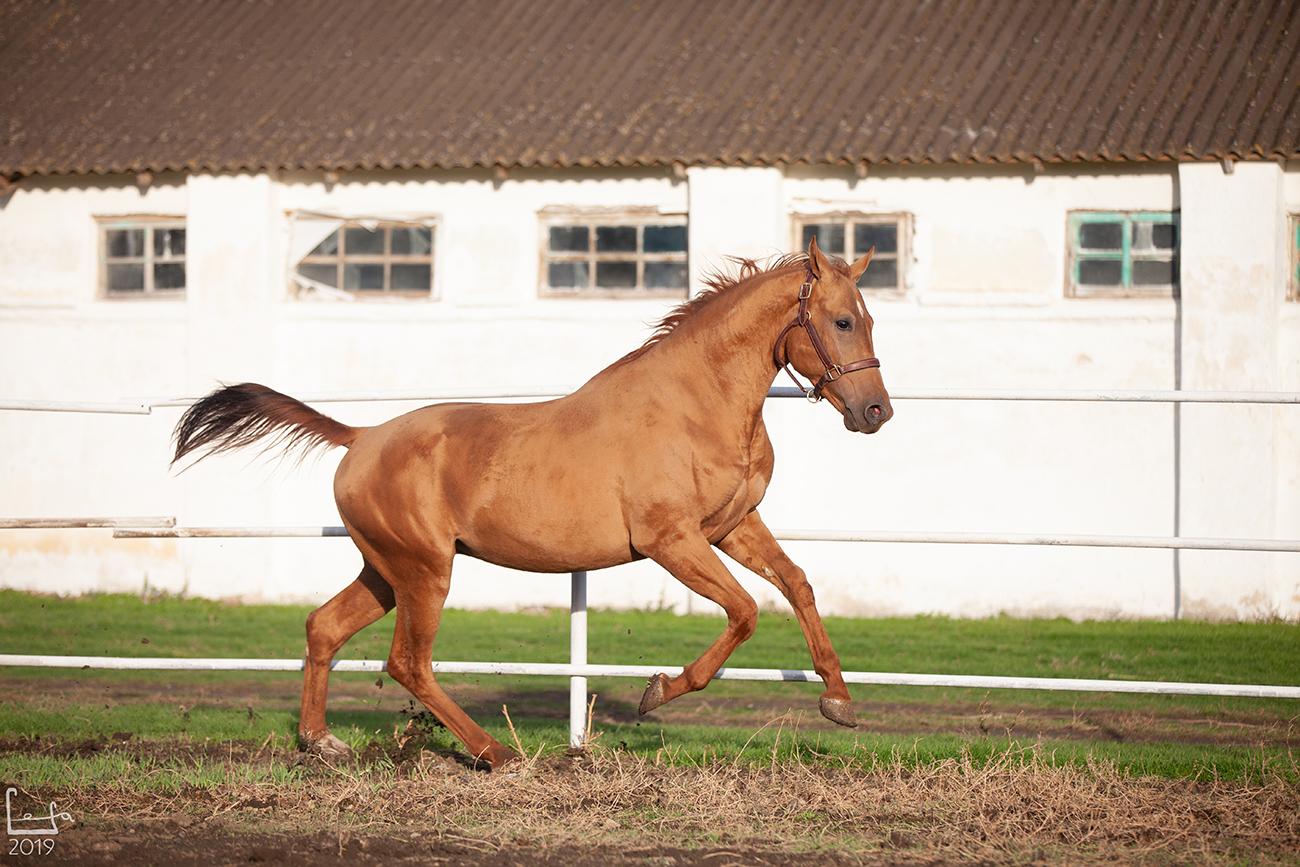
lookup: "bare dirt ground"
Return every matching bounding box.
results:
[4,677,1299,866]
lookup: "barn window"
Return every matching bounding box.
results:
[792,214,908,296]
[1068,212,1179,298]
[540,209,688,298]
[293,222,435,297]
[99,218,186,297]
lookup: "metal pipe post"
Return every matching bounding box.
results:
[569,570,588,748]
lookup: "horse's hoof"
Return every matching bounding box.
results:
[819,696,858,728]
[490,748,522,772]
[638,673,669,715]
[305,731,355,762]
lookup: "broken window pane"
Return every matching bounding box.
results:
[296,264,338,288]
[309,232,340,256]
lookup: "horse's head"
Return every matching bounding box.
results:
[781,237,893,434]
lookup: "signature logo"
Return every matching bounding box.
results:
[6,787,71,837]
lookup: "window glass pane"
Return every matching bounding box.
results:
[645,261,688,289]
[154,228,186,258]
[596,261,637,288]
[854,223,897,254]
[1079,222,1123,250]
[390,263,431,290]
[644,225,687,253]
[107,263,145,291]
[391,227,432,256]
[548,261,589,289]
[802,224,845,254]
[550,226,589,253]
[1150,223,1177,250]
[1078,258,1123,285]
[308,231,340,256]
[1132,258,1175,285]
[344,227,385,255]
[857,258,897,289]
[596,226,638,253]
[153,263,186,289]
[296,264,338,288]
[344,263,385,290]
[107,229,145,259]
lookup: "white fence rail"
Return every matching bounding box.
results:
[4,386,1300,746]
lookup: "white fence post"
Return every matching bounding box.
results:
[569,570,588,748]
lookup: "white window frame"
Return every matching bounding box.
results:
[539,207,688,299]
[791,212,909,297]
[98,216,186,298]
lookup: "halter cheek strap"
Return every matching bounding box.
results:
[772,273,881,402]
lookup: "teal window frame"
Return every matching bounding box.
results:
[1068,211,1179,298]
[1290,216,1299,302]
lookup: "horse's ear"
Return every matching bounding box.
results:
[807,235,832,278]
[849,247,874,282]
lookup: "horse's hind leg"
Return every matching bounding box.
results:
[381,557,520,771]
[717,511,857,728]
[299,561,396,758]
[635,532,759,715]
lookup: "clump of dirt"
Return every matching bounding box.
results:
[4,731,1298,866]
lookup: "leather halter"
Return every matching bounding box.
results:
[772,271,881,402]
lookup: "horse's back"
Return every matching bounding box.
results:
[333,396,645,572]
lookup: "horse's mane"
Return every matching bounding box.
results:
[616,252,818,366]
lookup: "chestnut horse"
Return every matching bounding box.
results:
[172,238,892,770]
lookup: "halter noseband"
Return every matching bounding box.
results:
[772,271,881,402]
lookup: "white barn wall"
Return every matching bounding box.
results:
[2,162,1297,620]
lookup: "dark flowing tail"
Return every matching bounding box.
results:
[171,383,361,468]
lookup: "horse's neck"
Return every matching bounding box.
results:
[652,268,799,410]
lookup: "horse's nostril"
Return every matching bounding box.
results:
[867,404,886,422]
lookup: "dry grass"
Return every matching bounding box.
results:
[37,725,1300,866]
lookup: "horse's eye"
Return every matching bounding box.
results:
[835,318,853,332]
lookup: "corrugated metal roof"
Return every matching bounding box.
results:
[1,0,1297,179]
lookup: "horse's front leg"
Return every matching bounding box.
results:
[717,510,857,728]
[635,530,759,715]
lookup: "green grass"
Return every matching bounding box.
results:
[1,590,1297,783]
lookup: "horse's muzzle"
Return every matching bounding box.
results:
[845,401,892,434]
